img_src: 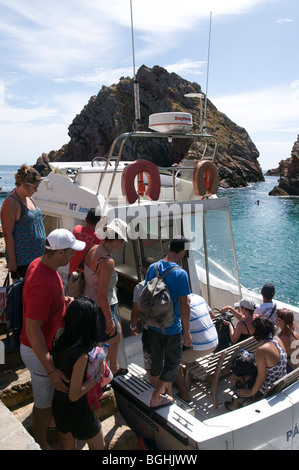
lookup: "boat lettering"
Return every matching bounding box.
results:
[68,203,89,213]
[286,423,299,442]
[127,402,159,432]
[79,206,89,214]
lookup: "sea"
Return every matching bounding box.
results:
[0,165,298,309]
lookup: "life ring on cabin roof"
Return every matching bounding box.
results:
[121,160,161,204]
[193,160,219,197]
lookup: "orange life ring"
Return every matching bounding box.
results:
[193,160,219,197]
[121,160,161,204]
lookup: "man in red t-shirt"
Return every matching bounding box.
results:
[20,228,86,450]
[68,208,102,274]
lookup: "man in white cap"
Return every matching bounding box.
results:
[19,228,85,449]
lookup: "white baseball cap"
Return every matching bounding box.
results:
[46,228,86,251]
[234,298,256,311]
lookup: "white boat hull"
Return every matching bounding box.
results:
[112,368,299,450]
[33,127,299,450]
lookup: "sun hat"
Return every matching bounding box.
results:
[46,228,86,251]
[99,218,128,241]
[234,298,256,311]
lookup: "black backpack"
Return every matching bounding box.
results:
[213,311,234,352]
[2,274,24,347]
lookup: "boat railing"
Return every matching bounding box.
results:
[95,130,218,200]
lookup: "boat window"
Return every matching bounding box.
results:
[191,208,241,308]
[42,215,59,235]
[135,211,184,263]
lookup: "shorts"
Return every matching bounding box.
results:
[142,329,152,371]
[147,328,182,383]
[182,346,216,363]
[20,343,55,409]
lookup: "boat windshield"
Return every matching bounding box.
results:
[191,208,241,308]
[112,199,241,310]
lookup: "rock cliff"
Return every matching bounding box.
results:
[36,65,264,188]
[268,135,299,196]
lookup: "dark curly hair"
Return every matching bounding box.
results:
[252,316,275,341]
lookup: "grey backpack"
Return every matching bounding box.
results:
[137,263,179,330]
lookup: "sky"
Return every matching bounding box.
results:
[0,0,298,170]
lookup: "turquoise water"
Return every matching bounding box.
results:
[219,176,299,309]
[0,166,298,308]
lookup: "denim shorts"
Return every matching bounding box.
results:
[147,328,182,383]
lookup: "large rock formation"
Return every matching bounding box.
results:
[269,135,299,196]
[36,65,264,187]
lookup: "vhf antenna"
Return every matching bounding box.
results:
[130,0,141,129]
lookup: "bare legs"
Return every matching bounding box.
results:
[31,406,53,450]
[58,429,105,450]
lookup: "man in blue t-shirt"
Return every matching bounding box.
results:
[145,237,192,409]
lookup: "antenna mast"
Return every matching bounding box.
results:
[203,11,212,134]
[130,0,141,128]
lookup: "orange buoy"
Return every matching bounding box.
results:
[121,160,161,204]
[193,160,219,197]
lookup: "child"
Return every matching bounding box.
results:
[51,296,105,450]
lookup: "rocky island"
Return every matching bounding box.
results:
[268,135,299,196]
[35,65,264,188]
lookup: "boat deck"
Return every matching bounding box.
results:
[126,346,235,422]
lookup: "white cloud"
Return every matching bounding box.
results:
[0,121,69,165]
[211,82,299,134]
[52,67,134,88]
[0,81,4,105]
[0,103,58,123]
[275,18,293,24]
[165,60,205,77]
[211,82,299,169]
[0,0,278,77]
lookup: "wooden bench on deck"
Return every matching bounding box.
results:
[224,365,299,409]
[185,336,260,408]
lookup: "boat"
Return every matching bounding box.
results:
[33,112,299,450]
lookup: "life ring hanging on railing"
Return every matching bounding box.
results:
[193,160,219,197]
[121,160,161,204]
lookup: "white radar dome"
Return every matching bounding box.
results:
[149,112,192,133]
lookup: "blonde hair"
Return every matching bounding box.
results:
[15,164,42,187]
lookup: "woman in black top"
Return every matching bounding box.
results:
[52,297,105,450]
[221,298,258,344]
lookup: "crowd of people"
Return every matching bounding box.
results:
[1,164,298,450]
